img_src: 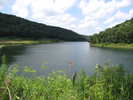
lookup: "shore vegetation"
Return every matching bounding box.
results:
[0,56,133,100]
[90,43,133,49]
[0,37,65,48]
[89,17,133,49]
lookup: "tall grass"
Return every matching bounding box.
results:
[0,56,133,100]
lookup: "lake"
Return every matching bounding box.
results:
[0,42,133,76]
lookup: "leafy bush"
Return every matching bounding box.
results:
[0,56,133,100]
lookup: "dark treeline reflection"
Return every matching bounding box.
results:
[0,45,26,65]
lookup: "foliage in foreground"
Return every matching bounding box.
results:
[0,56,133,100]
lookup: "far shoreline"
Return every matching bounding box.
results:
[89,43,133,49]
[0,37,66,47]
[0,45,5,49]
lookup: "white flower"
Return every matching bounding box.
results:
[95,64,99,68]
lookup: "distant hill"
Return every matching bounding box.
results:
[0,12,86,41]
[89,17,133,44]
[82,35,90,41]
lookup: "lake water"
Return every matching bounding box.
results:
[0,42,133,76]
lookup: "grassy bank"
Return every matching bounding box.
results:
[0,37,64,46]
[0,56,133,100]
[0,45,5,49]
[90,43,133,49]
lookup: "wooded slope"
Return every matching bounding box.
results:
[89,17,133,44]
[0,12,86,41]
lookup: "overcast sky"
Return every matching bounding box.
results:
[0,0,133,35]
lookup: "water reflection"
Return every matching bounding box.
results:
[0,42,133,77]
[0,45,26,65]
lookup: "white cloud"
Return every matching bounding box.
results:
[79,0,132,35]
[12,0,78,19]
[103,16,115,24]
[104,8,133,24]
[31,0,78,18]
[54,0,77,13]
[60,13,77,23]
[80,16,90,23]
[116,0,132,8]
[0,0,7,9]
[115,10,128,19]
[94,26,103,34]
[70,24,76,29]
[12,0,78,24]
[108,21,123,28]
[95,27,102,31]
[73,20,99,35]
[8,0,133,35]
[78,0,87,9]
[115,9,133,19]
[31,0,55,19]
[44,13,77,27]
[82,0,132,20]
[82,0,112,19]
[129,9,133,18]
[67,24,76,29]
[12,3,28,18]
[0,0,16,9]
[12,0,34,18]
[74,26,89,35]
[108,22,119,28]
[32,0,78,30]
[78,20,98,29]
[65,24,77,33]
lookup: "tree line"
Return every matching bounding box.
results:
[89,17,133,44]
[0,12,86,41]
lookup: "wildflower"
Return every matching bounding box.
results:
[8,67,11,71]
[52,70,56,74]
[85,84,90,87]
[95,64,99,68]
[43,61,48,64]
[24,68,30,72]
[24,66,28,69]
[56,70,62,73]
[109,85,114,87]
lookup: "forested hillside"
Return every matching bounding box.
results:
[0,12,86,41]
[82,35,90,41]
[89,17,133,44]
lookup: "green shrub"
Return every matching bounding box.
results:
[0,56,133,100]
